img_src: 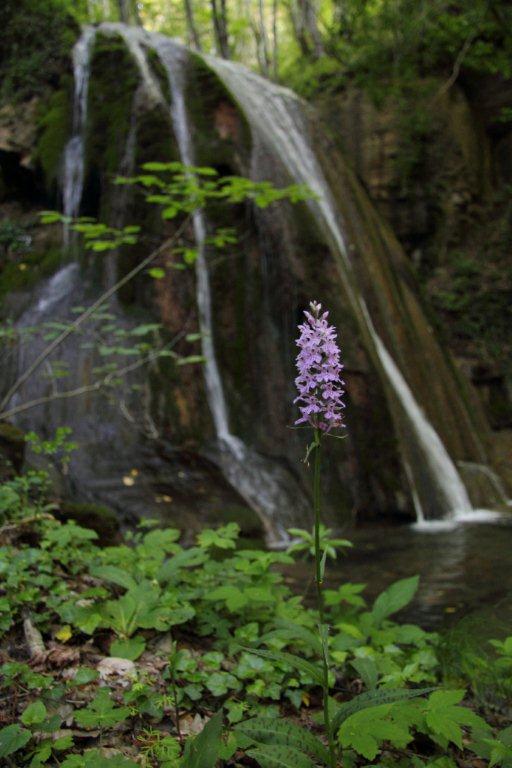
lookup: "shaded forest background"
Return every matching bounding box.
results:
[1,0,511,438]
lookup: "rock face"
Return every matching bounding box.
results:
[1,19,510,538]
[315,82,512,435]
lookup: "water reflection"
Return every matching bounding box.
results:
[287,518,512,630]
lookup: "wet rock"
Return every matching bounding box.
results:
[0,422,25,479]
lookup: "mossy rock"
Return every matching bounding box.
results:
[85,32,141,203]
[35,85,73,190]
[0,422,25,478]
[0,0,77,106]
[57,501,120,545]
[0,244,64,306]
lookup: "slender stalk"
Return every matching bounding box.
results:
[312,428,337,767]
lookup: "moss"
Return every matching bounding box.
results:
[0,0,77,106]
[0,245,63,303]
[35,85,72,188]
[84,33,140,218]
[186,53,252,169]
[147,48,171,103]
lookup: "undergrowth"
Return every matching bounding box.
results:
[0,462,511,766]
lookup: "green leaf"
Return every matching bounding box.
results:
[351,657,378,690]
[148,267,166,279]
[246,744,315,768]
[70,667,99,686]
[110,635,146,661]
[235,717,329,763]
[425,689,487,749]
[371,576,420,625]
[239,647,324,687]
[158,547,207,582]
[330,686,434,736]
[181,710,223,768]
[177,355,206,366]
[207,586,248,611]
[90,565,137,591]
[338,703,413,760]
[259,620,323,655]
[74,689,131,729]
[61,749,138,767]
[21,699,47,726]
[0,724,31,758]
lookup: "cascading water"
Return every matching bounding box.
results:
[202,56,483,523]
[5,23,505,535]
[63,26,96,227]
[151,34,309,543]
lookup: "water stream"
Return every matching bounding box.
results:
[151,34,309,544]
[63,27,96,227]
[5,24,506,539]
[202,56,496,524]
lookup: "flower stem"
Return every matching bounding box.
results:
[313,429,337,767]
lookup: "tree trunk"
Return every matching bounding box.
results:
[289,0,324,57]
[301,0,324,57]
[117,0,140,25]
[288,0,311,56]
[211,0,230,58]
[258,0,271,76]
[272,0,279,80]
[184,0,202,50]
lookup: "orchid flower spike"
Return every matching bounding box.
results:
[294,300,346,433]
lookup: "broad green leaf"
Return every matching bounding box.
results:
[181,710,223,768]
[330,686,434,736]
[259,620,323,655]
[371,576,419,625]
[207,586,248,611]
[90,565,137,591]
[158,547,207,582]
[338,703,413,760]
[21,699,47,725]
[235,717,329,763]
[246,744,315,768]
[351,657,378,690]
[69,667,99,686]
[425,689,488,749]
[74,689,130,729]
[0,724,31,758]
[110,635,146,661]
[239,647,324,687]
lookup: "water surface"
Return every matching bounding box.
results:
[286,517,512,631]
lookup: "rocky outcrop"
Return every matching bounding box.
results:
[1,20,509,536]
[315,80,512,432]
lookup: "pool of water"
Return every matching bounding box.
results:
[285,516,512,631]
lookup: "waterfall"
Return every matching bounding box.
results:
[152,39,232,442]
[63,27,96,226]
[204,56,479,523]
[149,35,309,544]
[371,332,472,517]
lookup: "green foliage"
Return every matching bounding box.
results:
[74,689,131,730]
[0,0,77,105]
[0,460,505,766]
[181,711,223,768]
[286,524,352,560]
[371,575,420,625]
